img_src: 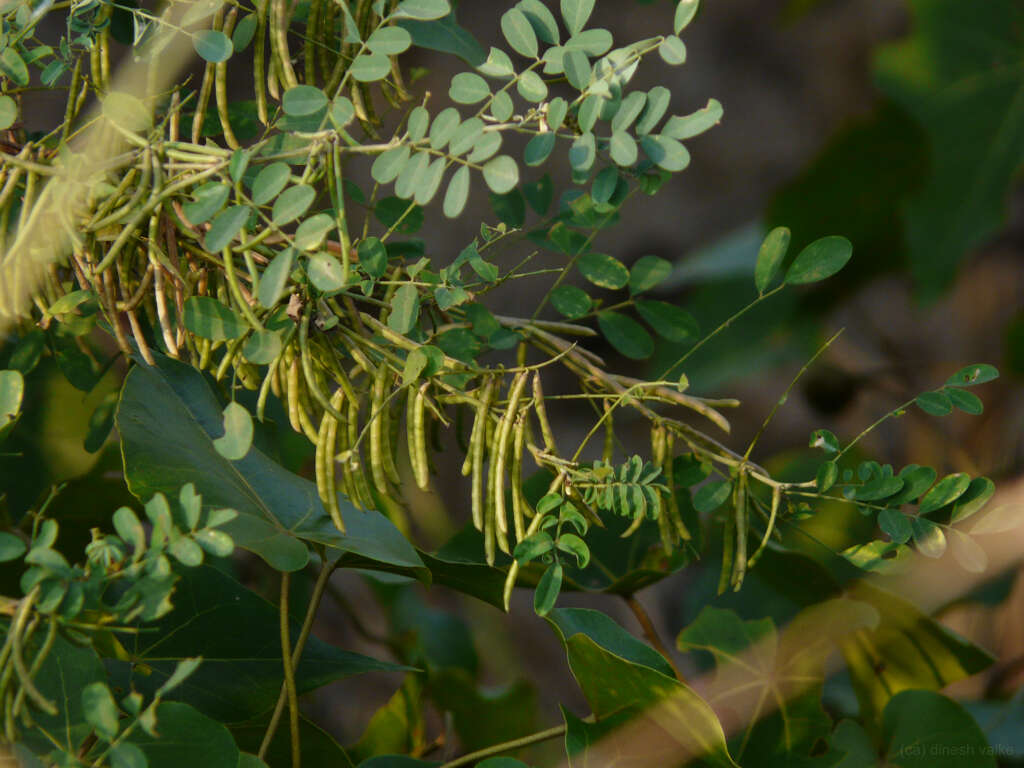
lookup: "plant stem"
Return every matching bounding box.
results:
[439,724,568,768]
[625,595,684,682]
[259,561,335,764]
[279,571,301,768]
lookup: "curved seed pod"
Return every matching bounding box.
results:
[621,513,645,538]
[511,413,527,542]
[380,375,402,486]
[650,425,672,553]
[348,393,375,510]
[324,388,346,532]
[717,509,736,596]
[294,364,320,443]
[254,0,269,123]
[602,399,615,463]
[460,401,477,478]
[315,408,332,506]
[215,9,240,149]
[471,377,495,530]
[284,353,302,435]
[410,382,430,490]
[731,476,748,591]
[532,373,559,455]
[663,432,690,541]
[369,364,393,497]
[493,372,529,537]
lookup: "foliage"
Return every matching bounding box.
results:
[0,0,1015,766]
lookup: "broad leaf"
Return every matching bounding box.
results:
[840,582,995,725]
[874,0,1024,298]
[549,608,735,767]
[108,565,406,722]
[125,702,239,768]
[785,235,853,284]
[117,355,426,576]
[678,602,878,765]
[883,690,994,768]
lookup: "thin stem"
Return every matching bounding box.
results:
[259,559,335,761]
[660,284,786,383]
[277,572,300,767]
[835,397,916,462]
[439,724,567,768]
[625,594,685,683]
[742,328,844,461]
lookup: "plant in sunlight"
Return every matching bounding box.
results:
[0,0,1013,766]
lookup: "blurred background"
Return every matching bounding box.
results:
[3,0,1023,762]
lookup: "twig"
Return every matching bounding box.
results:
[625,594,685,683]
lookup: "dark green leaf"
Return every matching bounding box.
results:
[875,0,1024,298]
[294,213,334,251]
[675,0,699,33]
[182,183,230,225]
[663,98,723,140]
[628,255,671,294]
[109,566,406,722]
[816,460,837,492]
[577,252,629,289]
[635,299,699,344]
[82,682,120,741]
[0,369,24,436]
[125,702,238,768]
[0,48,30,86]
[501,7,539,58]
[534,562,563,615]
[388,284,420,334]
[754,226,790,293]
[0,94,17,130]
[398,11,485,66]
[784,235,853,284]
[640,135,690,172]
[482,155,519,194]
[372,145,411,184]
[919,473,970,515]
[212,401,253,461]
[883,690,994,768]
[204,206,251,252]
[945,363,999,387]
[193,30,233,62]
[443,166,471,218]
[597,312,654,360]
[949,477,994,523]
[350,52,392,81]
[524,132,556,166]
[367,26,412,55]
[518,0,560,44]
[879,508,912,545]
[258,248,294,308]
[251,162,291,205]
[183,296,247,341]
[560,0,595,36]
[271,184,315,225]
[513,531,554,563]
[117,356,426,575]
[916,390,953,416]
[231,14,257,51]
[946,387,983,415]
[549,607,733,766]
[550,285,591,319]
[394,0,451,20]
[449,72,490,104]
[330,96,355,129]
[658,35,686,65]
[693,479,731,513]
